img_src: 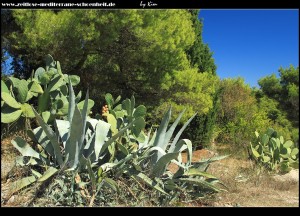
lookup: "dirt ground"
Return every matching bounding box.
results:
[1,138,299,207]
[169,148,299,207]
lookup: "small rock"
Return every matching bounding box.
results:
[7,195,16,204]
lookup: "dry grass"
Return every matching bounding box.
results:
[169,143,299,207]
[207,154,299,207]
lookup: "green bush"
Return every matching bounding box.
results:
[184,88,221,150]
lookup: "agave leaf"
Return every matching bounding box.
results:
[32,126,55,158]
[11,137,41,159]
[172,139,193,165]
[85,158,96,189]
[148,130,157,147]
[184,168,217,179]
[192,155,229,172]
[173,166,185,179]
[10,176,36,194]
[134,130,146,143]
[153,107,171,147]
[38,167,58,182]
[31,169,42,178]
[201,155,229,163]
[16,156,38,166]
[67,77,75,124]
[33,108,63,166]
[161,109,186,151]
[83,133,96,159]
[176,177,221,192]
[95,120,111,159]
[87,118,99,131]
[130,172,168,195]
[55,120,70,148]
[66,106,83,170]
[152,152,179,177]
[138,127,152,150]
[164,180,181,191]
[169,113,197,152]
[79,89,90,151]
[75,90,82,103]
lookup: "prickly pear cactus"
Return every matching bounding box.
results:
[1,54,94,125]
[250,128,299,173]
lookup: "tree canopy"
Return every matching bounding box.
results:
[258,65,299,127]
[2,9,297,148]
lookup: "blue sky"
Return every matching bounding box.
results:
[199,9,299,87]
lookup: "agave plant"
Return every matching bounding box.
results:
[9,79,138,194]
[99,107,228,196]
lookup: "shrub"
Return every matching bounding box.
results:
[1,54,91,126]
[250,128,299,173]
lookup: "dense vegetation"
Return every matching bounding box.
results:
[1,9,299,206]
